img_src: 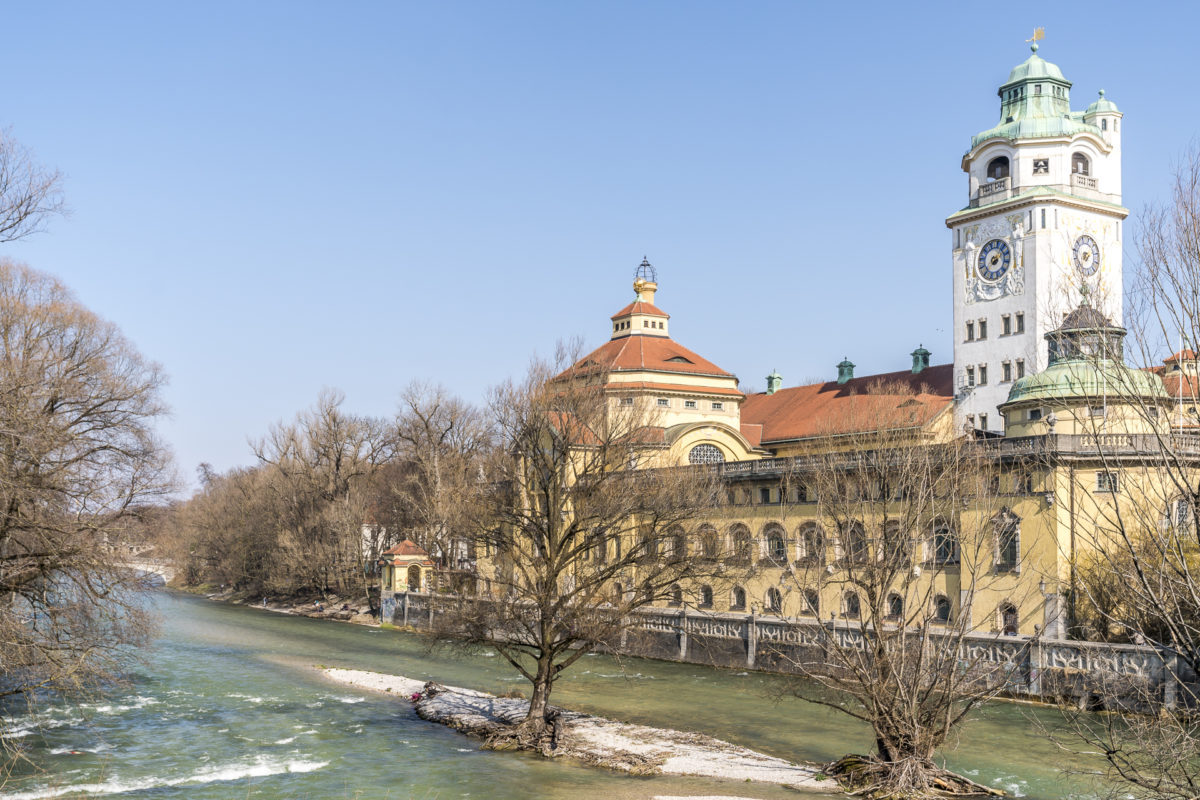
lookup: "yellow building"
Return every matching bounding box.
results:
[554,267,1176,639]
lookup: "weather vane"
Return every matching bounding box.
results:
[1026,27,1045,45]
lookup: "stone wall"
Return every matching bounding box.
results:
[388,591,1194,710]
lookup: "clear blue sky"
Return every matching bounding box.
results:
[4,2,1197,487]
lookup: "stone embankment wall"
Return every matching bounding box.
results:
[385,591,1196,710]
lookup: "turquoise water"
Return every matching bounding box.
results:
[1,592,1105,798]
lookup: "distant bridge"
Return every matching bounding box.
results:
[121,559,176,585]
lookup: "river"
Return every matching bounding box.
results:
[1,592,1105,799]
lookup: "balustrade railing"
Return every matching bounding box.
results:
[387,592,1192,708]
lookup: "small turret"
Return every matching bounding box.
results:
[766,369,783,395]
[911,344,931,374]
[837,357,855,385]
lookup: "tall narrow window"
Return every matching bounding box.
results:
[1016,359,1025,378]
[765,588,782,613]
[1002,361,1012,382]
[934,595,952,623]
[980,413,989,430]
[966,321,975,341]
[1015,312,1025,334]
[966,366,975,387]
[979,364,988,385]
[978,319,988,339]
[1040,208,1046,229]
[995,511,1020,572]
[1002,315,1011,335]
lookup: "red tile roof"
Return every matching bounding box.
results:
[568,336,736,380]
[741,364,955,443]
[611,381,744,397]
[1166,349,1197,363]
[739,422,764,448]
[382,539,429,557]
[611,301,669,319]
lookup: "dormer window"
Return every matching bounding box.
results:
[986,156,1010,181]
[1072,152,1090,176]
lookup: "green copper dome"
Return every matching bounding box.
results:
[1001,299,1167,408]
[1003,46,1067,84]
[1085,89,1120,114]
[1003,359,1166,405]
[970,45,1102,150]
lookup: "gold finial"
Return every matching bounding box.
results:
[1026,27,1044,51]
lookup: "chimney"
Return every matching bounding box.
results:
[836,357,855,385]
[911,344,931,374]
[766,369,783,395]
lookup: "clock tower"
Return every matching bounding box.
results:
[946,44,1126,432]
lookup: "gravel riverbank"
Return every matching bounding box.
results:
[320,667,828,792]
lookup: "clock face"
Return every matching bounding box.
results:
[1073,234,1101,275]
[977,239,1012,282]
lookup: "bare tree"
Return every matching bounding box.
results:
[0,129,65,243]
[0,260,173,709]
[435,344,724,750]
[387,381,492,578]
[1050,146,1200,799]
[253,389,394,601]
[778,382,1033,798]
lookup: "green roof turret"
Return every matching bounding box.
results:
[911,344,931,374]
[836,357,855,386]
[766,368,783,395]
[1085,89,1120,114]
[1001,299,1166,408]
[970,45,1101,149]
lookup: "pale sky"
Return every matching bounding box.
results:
[4,1,1197,489]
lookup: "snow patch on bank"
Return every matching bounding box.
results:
[320,667,824,790]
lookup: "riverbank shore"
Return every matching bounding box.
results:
[320,667,828,792]
[181,585,380,626]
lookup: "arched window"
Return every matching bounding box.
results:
[986,155,1010,181]
[1101,118,1108,131]
[765,588,782,613]
[697,524,719,559]
[763,523,788,564]
[887,593,904,620]
[668,584,682,607]
[639,530,658,564]
[1167,497,1195,531]
[1000,602,1019,635]
[688,443,724,465]
[881,520,909,567]
[934,595,952,623]
[611,581,624,605]
[731,585,746,611]
[798,523,824,564]
[803,589,820,616]
[699,585,714,608]
[841,521,869,564]
[665,525,686,560]
[1072,152,1090,176]
[407,564,422,592]
[843,592,861,618]
[930,521,958,565]
[994,510,1020,572]
[729,524,753,564]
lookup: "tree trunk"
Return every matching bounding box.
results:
[525,656,554,726]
